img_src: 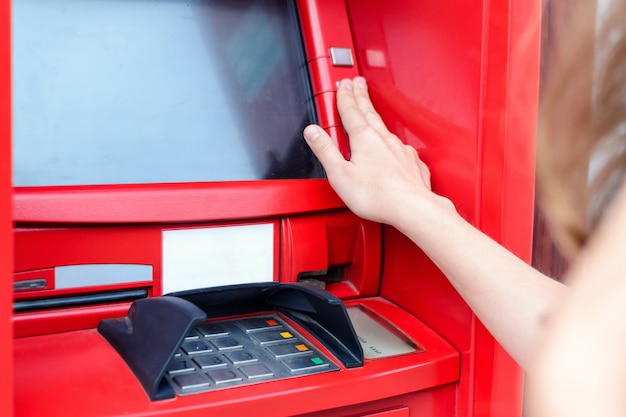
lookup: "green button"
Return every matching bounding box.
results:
[311,357,324,365]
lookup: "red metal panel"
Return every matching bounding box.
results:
[297,0,356,60]
[13,220,283,337]
[14,298,459,417]
[307,57,358,95]
[13,180,345,224]
[295,389,455,417]
[361,407,409,417]
[298,0,358,161]
[471,1,541,415]
[13,303,131,339]
[14,227,161,276]
[345,0,540,416]
[314,91,342,128]
[281,215,330,281]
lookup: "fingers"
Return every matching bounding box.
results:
[334,79,370,137]
[303,124,346,175]
[337,77,391,138]
[351,77,391,136]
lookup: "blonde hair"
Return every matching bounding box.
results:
[537,0,626,258]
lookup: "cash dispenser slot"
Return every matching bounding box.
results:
[281,210,382,298]
[98,282,363,401]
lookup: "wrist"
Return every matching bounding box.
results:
[390,191,461,243]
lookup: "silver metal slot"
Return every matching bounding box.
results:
[13,279,47,292]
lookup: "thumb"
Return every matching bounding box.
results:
[303,125,346,172]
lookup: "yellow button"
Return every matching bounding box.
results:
[280,332,293,339]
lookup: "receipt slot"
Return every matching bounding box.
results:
[6,0,539,416]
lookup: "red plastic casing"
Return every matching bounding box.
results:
[5,0,541,416]
[346,1,540,415]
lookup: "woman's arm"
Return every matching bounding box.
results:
[303,77,566,370]
[526,182,626,416]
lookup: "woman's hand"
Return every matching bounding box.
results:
[305,78,566,371]
[303,77,445,226]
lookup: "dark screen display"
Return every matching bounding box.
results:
[12,0,324,186]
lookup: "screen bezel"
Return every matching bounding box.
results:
[12,180,343,223]
[12,0,335,224]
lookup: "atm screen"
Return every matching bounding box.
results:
[12,0,323,186]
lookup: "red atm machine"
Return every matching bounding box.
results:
[4,0,540,416]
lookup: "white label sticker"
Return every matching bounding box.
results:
[162,223,274,294]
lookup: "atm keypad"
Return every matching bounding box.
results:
[282,356,330,372]
[196,323,228,337]
[266,342,312,358]
[224,350,258,364]
[193,354,228,370]
[239,363,274,379]
[211,336,243,351]
[167,360,195,375]
[164,314,339,396]
[251,330,295,345]
[172,373,211,391]
[182,340,213,355]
